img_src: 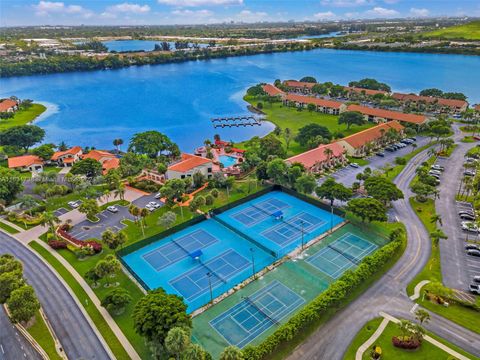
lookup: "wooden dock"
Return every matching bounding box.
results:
[211,115,263,128]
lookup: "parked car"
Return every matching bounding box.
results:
[107,205,118,213]
[377,152,385,157]
[431,165,444,171]
[154,193,162,199]
[350,163,359,168]
[473,275,480,283]
[466,249,480,257]
[459,210,475,216]
[460,213,475,221]
[461,222,479,232]
[429,169,442,175]
[148,201,161,209]
[68,201,79,209]
[465,244,480,251]
[146,204,155,211]
[401,139,413,144]
[429,173,441,180]
[469,284,480,295]
[409,137,417,142]
[385,147,395,152]
[464,170,476,176]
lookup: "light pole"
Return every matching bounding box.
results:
[330,205,334,233]
[250,248,256,278]
[301,220,305,249]
[207,272,213,303]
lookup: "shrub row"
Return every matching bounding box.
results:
[242,228,405,359]
[58,225,102,253]
[47,240,68,250]
[392,336,421,349]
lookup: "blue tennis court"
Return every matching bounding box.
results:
[170,249,251,301]
[306,233,378,278]
[142,229,218,271]
[231,198,290,227]
[209,280,305,348]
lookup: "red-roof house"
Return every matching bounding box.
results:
[286,142,346,173]
[335,121,404,157]
[262,84,285,97]
[82,150,119,175]
[167,153,213,180]
[0,99,19,113]
[344,87,389,97]
[346,104,428,125]
[283,80,316,94]
[392,93,468,114]
[8,155,43,172]
[51,146,83,167]
[284,94,347,115]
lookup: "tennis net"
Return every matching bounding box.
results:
[198,259,227,284]
[251,203,274,217]
[171,238,191,255]
[327,243,360,265]
[280,217,308,234]
[243,296,279,325]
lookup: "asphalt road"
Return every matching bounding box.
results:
[0,233,112,360]
[287,145,480,359]
[0,307,42,360]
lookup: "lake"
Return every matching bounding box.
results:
[1,49,479,151]
[101,39,208,52]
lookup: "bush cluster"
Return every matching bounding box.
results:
[392,336,421,349]
[242,228,405,359]
[47,240,68,250]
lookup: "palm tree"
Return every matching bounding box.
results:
[41,211,60,237]
[415,309,430,325]
[430,214,442,227]
[115,183,126,201]
[113,138,123,153]
[323,147,334,167]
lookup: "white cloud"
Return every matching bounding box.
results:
[365,6,399,17]
[171,9,213,16]
[106,3,151,14]
[320,0,372,8]
[410,7,430,17]
[314,11,336,20]
[234,10,268,22]
[158,0,242,6]
[33,1,92,17]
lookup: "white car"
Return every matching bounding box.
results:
[107,205,118,213]
[145,204,155,211]
[154,193,162,199]
[68,201,79,209]
[461,222,479,232]
[473,275,480,283]
[148,201,161,209]
[350,163,359,168]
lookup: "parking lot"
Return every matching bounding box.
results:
[132,193,163,209]
[455,201,480,284]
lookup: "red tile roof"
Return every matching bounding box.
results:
[51,146,82,161]
[339,121,404,149]
[344,87,388,96]
[285,94,344,109]
[8,155,43,168]
[215,140,231,146]
[83,150,115,162]
[347,104,427,124]
[392,93,467,109]
[262,84,285,97]
[284,80,316,89]
[168,153,212,173]
[286,142,344,169]
[0,99,17,112]
[475,104,480,111]
[230,148,245,153]
[102,158,120,174]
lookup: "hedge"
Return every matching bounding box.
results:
[242,228,405,359]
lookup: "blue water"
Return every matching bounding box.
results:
[219,155,237,167]
[101,40,207,52]
[1,49,479,150]
[295,31,342,39]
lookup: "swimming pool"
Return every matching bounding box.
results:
[121,190,343,312]
[219,155,237,168]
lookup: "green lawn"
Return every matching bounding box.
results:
[352,319,479,360]
[423,20,480,41]
[44,184,108,212]
[26,310,63,360]
[385,142,433,181]
[28,241,134,360]
[343,317,384,360]
[243,98,374,157]
[461,136,476,143]
[346,155,369,166]
[0,104,46,131]
[0,221,19,234]
[99,199,130,211]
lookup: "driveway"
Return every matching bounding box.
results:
[0,233,111,359]
[325,136,430,187]
[132,193,163,209]
[69,205,134,240]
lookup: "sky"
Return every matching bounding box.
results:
[0,0,479,27]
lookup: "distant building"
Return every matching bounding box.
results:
[0,99,19,113]
[346,104,428,126]
[262,84,285,97]
[283,80,316,94]
[335,121,404,157]
[8,155,43,172]
[167,153,213,180]
[392,93,468,114]
[344,87,389,97]
[82,150,120,175]
[51,146,83,167]
[286,142,346,173]
[284,94,346,115]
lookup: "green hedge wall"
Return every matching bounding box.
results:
[242,228,405,359]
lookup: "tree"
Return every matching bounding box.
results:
[101,288,132,314]
[347,198,387,223]
[295,124,332,147]
[430,214,442,227]
[133,288,191,343]
[219,346,244,360]
[105,169,121,190]
[85,268,101,287]
[299,76,317,83]
[283,127,293,150]
[71,158,103,178]
[157,211,177,229]
[0,168,24,204]
[419,88,443,97]
[258,135,285,159]
[115,182,126,201]
[266,158,288,185]
[0,271,24,303]
[364,176,403,206]
[189,196,206,212]
[430,229,447,245]
[0,125,45,152]
[348,78,391,92]
[94,255,121,286]
[338,111,365,130]
[113,138,124,153]
[295,174,316,194]
[307,103,316,112]
[0,255,23,275]
[128,130,178,158]
[165,327,190,360]
[192,171,205,188]
[160,179,187,206]
[79,199,100,221]
[411,182,435,202]
[101,228,117,248]
[32,144,55,160]
[315,178,352,206]
[40,211,60,236]
[415,309,430,325]
[6,285,40,323]
[183,343,208,360]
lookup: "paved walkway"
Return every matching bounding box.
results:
[409,280,430,300]
[355,317,390,360]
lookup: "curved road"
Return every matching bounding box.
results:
[0,233,112,360]
[288,146,480,359]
